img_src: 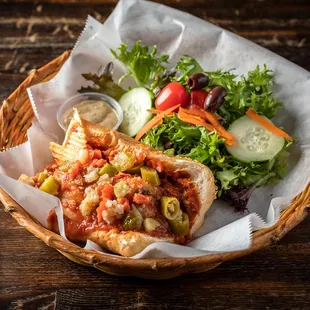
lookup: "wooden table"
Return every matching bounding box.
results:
[1,1,310,309]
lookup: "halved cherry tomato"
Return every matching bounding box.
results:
[189,89,208,109]
[155,82,189,111]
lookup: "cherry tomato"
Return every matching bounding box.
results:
[189,89,208,109]
[155,82,189,111]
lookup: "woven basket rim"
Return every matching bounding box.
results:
[0,51,309,278]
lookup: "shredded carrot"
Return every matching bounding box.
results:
[148,109,160,114]
[178,108,214,132]
[148,109,163,114]
[246,108,293,141]
[135,104,180,141]
[148,109,174,117]
[180,107,235,145]
[148,104,180,114]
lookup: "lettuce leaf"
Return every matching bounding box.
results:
[78,71,126,101]
[142,115,290,199]
[171,56,282,123]
[111,41,169,88]
[110,42,291,210]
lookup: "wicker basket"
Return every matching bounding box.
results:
[0,51,309,279]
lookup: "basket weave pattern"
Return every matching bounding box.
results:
[0,51,309,279]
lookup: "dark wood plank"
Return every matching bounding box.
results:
[1,0,310,309]
[1,205,310,309]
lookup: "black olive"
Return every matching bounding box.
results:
[164,141,173,149]
[204,86,227,113]
[187,73,209,90]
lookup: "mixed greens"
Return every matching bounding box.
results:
[79,41,293,211]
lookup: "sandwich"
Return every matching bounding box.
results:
[19,112,216,256]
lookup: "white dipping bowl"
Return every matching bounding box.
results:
[57,92,123,131]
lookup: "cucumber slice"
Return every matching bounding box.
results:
[118,88,153,137]
[226,115,285,162]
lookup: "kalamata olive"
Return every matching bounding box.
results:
[204,86,227,113]
[187,73,209,90]
[164,141,173,149]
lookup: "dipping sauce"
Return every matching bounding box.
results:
[62,100,119,129]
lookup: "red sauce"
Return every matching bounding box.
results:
[36,144,201,244]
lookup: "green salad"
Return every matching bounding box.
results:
[79,41,293,211]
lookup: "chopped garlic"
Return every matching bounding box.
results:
[98,173,110,183]
[84,167,99,183]
[79,187,99,216]
[101,199,126,224]
[114,181,131,198]
[143,218,161,233]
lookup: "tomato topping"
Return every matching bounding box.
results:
[135,149,147,164]
[97,199,108,222]
[93,149,102,159]
[189,89,208,109]
[117,197,131,213]
[69,161,83,180]
[133,193,153,205]
[155,82,189,111]
[146,159,164,173]
[97,183,115,200]
[93,158,106,167]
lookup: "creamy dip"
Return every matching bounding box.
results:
[63,100,118,128]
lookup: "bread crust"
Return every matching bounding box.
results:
[49,113,217,256]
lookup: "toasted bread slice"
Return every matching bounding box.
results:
[48,111,216,256]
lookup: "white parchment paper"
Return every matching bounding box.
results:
[0,0,309,258]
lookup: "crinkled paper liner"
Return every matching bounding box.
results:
[1,0,309,258]
[0,173,291,258]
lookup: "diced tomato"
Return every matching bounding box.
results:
[91,158,106,167]
[93,149,102,159]
[117,197,131,213]
[133,193,153,205]
[91,159,98,167]
[112,173,132,184]
[69,161,83,180]
[135,149,147,164]
[102,183,114,200]
[146,160,164,173]
[96,199,108,222]
[97,183,114,200]
[94,158,106,167]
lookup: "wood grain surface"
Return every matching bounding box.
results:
[1,0,310,309]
